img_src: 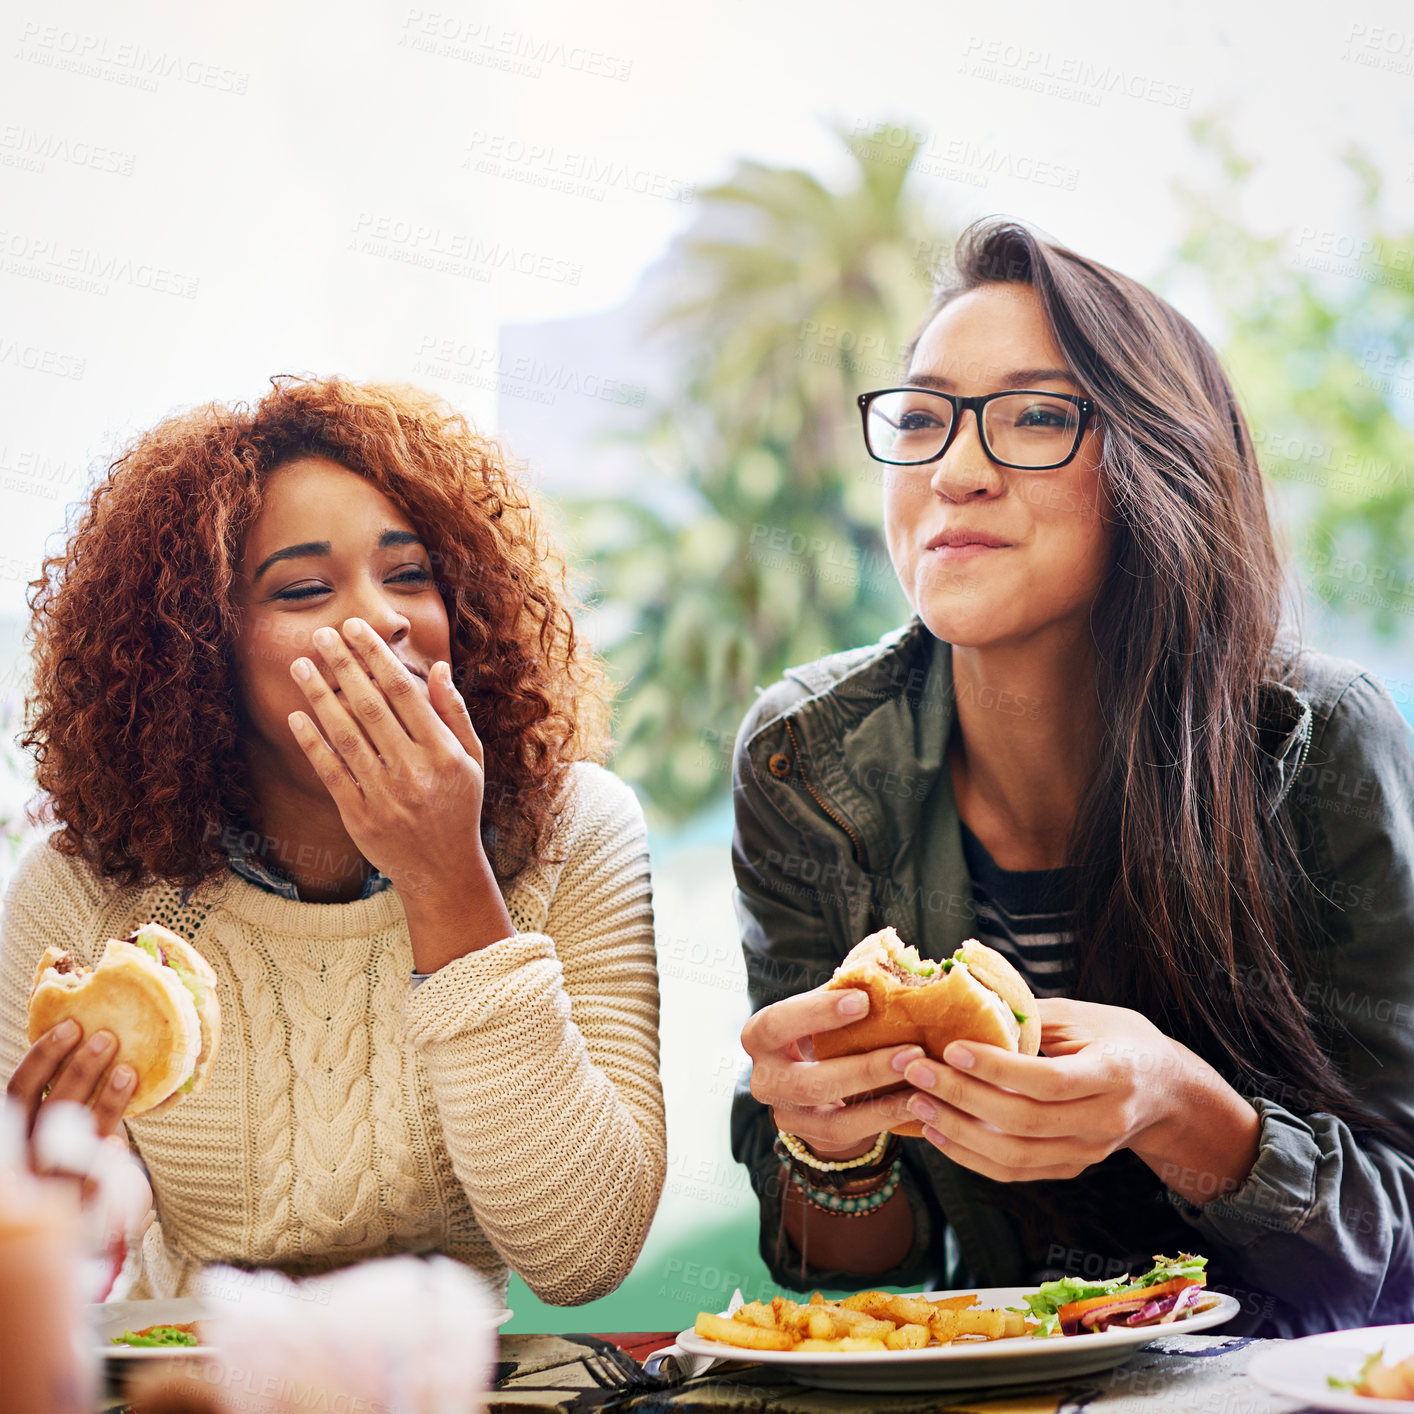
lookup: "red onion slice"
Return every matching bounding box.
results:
[1126,1284,1205,1327]
[1075,1297,1152,1332]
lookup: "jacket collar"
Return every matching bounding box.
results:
[773,618,1315,831]
[1257,673,1313,814]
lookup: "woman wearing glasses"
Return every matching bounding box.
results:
[732,218,1414,1335]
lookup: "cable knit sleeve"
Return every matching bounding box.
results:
[401,764,665,1305]
[0,838,112,1083]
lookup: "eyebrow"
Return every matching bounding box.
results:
[252,529,424,583]
[906,368,1076,391]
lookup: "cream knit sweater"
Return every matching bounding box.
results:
[0,763,665,1306]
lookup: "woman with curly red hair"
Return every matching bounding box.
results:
[0,376,666,1305]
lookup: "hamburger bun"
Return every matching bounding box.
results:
[133,926,220,1120]
[27,923,220,1119]
[812,927,1040,1137]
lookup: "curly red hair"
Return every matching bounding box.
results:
[24,376,609,891]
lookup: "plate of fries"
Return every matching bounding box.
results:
[680,1285,1240,1391]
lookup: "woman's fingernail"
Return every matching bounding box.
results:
[891,1048,922,1074]
[53,1019,80,1042]
[87,1031,116,1055]
[292,658,313,681]
[344,618,369,638]
[947,1045,976,1070]
[313,627,337,650]
[906,1063,936,1088]
[838,992,867,1016]
[923,1125,946,1148]
[110,1066,135,1092]
[910,1096,937,1123]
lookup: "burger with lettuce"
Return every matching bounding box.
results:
[27,923,220,1118]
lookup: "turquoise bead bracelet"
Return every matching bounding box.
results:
[790,1158,903,1217]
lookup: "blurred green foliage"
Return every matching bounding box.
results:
[570,120,1414,823]
[1158,120,1414,637]
[569,123,939,819]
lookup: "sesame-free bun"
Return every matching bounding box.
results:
[812,927,1040,1137]
[135,925,221,1119]
[26,924,218,1119]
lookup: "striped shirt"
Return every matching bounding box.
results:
[959,820,1077,998]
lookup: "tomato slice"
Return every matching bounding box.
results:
[1056,1276,1201,1324]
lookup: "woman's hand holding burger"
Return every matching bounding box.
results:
[6,1020,133,1139]
[747,932,1259,1209]
[741,987,921,1160]
[902,997,1261,1204]
[287,617,514,967]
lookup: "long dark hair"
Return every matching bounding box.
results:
[919,218,1377,1134]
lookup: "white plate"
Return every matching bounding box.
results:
[676,1285,1240,1392]
[92,1298,212,1361]
[1250,1324,1414,1412]
[94,1297,515,1359]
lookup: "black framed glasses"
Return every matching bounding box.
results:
[858,387,1096,471]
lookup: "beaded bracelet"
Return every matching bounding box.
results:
[774,1131,901,1192]
[775,1129,891,1172]
[791,1156,900,1204]
[807,1137,902,1191]
[789,1158,903,1218]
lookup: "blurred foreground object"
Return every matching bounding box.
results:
[128,1254,499,1414]
[0,1098,96,1413]
[31,1099,154,1300]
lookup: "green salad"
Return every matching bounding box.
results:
[1018,1254,1210,1337]
[110,1324,200,1348]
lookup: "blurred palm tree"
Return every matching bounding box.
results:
[569,123,946,820]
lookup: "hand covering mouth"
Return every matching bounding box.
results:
[331,665,428,694]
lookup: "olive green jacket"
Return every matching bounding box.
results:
[730,619,1414,1336]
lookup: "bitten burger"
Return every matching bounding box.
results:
[812,926,1039,1136]
[27,923,220,1118]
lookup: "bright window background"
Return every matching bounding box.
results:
[2,0,1411,1332]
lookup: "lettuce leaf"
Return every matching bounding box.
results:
[127,931,163,964]
[1020,1254,1209,1337]
[1020,1278,1118,1337]
[1330,1352,1384,1391]
[127,926,208,1008]
[166,959,207,1008]
[897,953,938,978]
[111,1325,198,1347]
[1131,1254,1208,1287]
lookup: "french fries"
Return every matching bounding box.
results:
[692,1310,794,1351]
[693,1288,1036,1354]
